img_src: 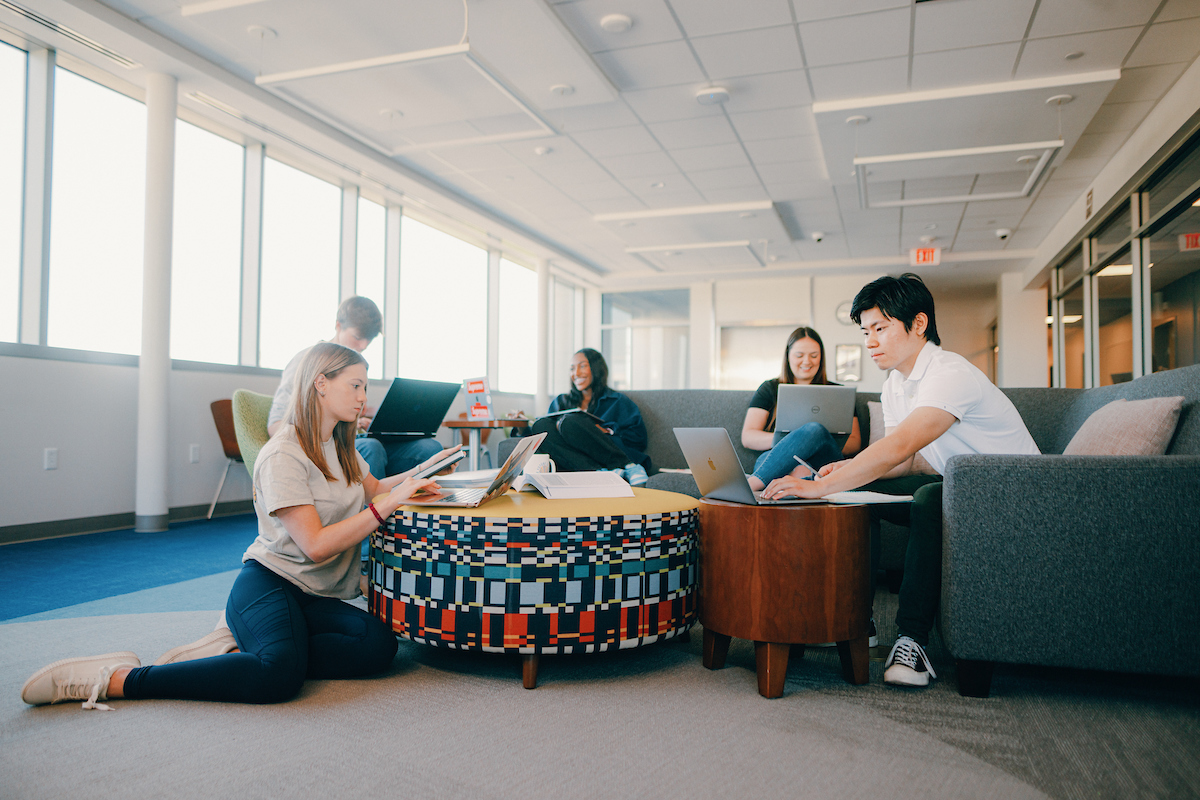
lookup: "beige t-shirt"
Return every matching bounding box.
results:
[245,425,369,599]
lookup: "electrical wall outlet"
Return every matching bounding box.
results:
[189,444,201,464]
[44,448,58,470]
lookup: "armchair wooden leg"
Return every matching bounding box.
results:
[702,628,731,670]
[956,659,995,697]
[836,635,870,685]
[754,641,790,698]
[522,654,539,689]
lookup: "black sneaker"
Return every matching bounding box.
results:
[883,635,937,687]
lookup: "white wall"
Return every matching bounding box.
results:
[812,272,887,393]
[934,287,997,378]
[997,272,1050,387]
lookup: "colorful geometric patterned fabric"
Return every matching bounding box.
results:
[368,507,698,654]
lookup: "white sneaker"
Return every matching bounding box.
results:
[153,628,237,665]
[883,635,937,687]
[21,651,140,710]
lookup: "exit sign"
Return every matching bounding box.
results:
[910,247,941,266]
[1180,233,1200,252]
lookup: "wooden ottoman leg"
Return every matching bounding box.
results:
[522,654,539,690]
[836,635,870,685]
[754,641,790,698]
[703,628,731,670]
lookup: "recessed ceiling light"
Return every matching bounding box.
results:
[650,181,665,189]
[600,13,633,33]
[550,84,574,96]
[246,24,276,39]
[533,145,552,156]
[1064,51,1084,60]
[920,234,937,244]
[767,255,779,262]
[695,87,730,106]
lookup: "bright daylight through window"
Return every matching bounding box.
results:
[397,216,486,383]
[0,42,24,343]
[259,157,341,370]
[48,68,145,355]
[498,258,537,394]
[356,196,386,379]
[170,120,243,365]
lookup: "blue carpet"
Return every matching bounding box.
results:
[0,514,257,621]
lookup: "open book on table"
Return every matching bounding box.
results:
[522,471,635,499]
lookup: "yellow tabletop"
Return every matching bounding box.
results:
[376,487,698,519]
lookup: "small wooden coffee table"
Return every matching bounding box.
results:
[698,498,872,698]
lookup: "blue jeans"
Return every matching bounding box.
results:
[750,422,844,485]
[122,561,397,704]
[356,436,443,479]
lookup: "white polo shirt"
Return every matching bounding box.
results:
[881,342,1039,475]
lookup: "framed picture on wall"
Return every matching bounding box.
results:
[835,344,862,383]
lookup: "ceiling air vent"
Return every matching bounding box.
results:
[0,0,140,68]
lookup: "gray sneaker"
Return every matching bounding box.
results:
[21,651,140,710]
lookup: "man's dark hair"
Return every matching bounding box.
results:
[565,348,610,407]
[850,273,941,346]
[336,296,383,342]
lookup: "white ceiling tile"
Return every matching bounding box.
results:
[959,214,1023,231]
[688,166,764,190]
[719,71,814,112]
[700,186,773,203]
[544,102,642,132]
[960,197,1036,219]
[1158,0,1200,22]
[563,180,637,202]
[670,143,751,171]
[793,1,910,23]
[849,235,903,257]
[571,125,663,158]
[529,157,617,185]
[808,57,909,101]
[799,9,911,68]
[911,43,1021,91]
[1104,62,1188,103]
[637,188,709,207]
[972,170,1033,193]
[781,197,841,217]
[1047,157,1108,179]
[431,144,523,172]
[690,26,804,79]
[1029,0,1161,38]
[913,0,1037,53]
[600,150,681,178]
[762,181,838,201]
[744,136,823,165]
[551,0,683,52]
[1124,16,1200,68]
[500,136,592,165]
[621,85,728,123]
[1082,101,1155,135]
[619,173,692,194]
[1015,27,1142,78]
[648,115,738,149]
[592,41,706,91]
[580,196,649,215]
[759,160,828,183]
[1063,132,1126,162]
[729,107,819,142]
[669,0,794,37]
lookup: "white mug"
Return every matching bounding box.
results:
[523,454,556,475]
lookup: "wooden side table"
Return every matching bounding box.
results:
[442,418,529,471]
[698,498,872,698]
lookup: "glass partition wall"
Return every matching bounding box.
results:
[1050,126,1200,387]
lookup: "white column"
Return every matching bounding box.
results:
[486,248,501,382]
[996,272,1049,388]
[239,143,263,366]
[135,73,177,532]
[535,259,550,414]
[383,205,402,379]
[688,281,714,389]
[19,48,53,345]
[339,186,358,301]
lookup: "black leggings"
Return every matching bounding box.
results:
[122,560,397,704]
[531,413,629,472]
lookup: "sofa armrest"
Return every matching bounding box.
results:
[940,454,1200,677]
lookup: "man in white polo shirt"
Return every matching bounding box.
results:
[761,273,1039,688]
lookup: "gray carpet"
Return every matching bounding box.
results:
[2,590,1197,799]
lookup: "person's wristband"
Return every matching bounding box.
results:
[368,502,387,529]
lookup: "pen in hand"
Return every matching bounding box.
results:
[793,455,818,480]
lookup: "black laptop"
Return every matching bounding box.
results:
[366,378,460,441]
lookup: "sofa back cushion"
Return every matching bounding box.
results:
[624,389,758,471]
[1062,363,1200,455]
[1063,396,1185,456]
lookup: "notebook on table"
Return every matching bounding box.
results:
[673,427,825,506]
[411,432,547,508]
[366,378,461,441]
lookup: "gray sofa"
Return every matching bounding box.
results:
[500,365,1200,696]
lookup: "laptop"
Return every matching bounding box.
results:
[411,432,547,508]
[775,385,857,436]
[367,378,461,440]
[673,427,824,506]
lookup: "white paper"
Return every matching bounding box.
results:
[821,491,913,504]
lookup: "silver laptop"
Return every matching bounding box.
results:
[413,432,547,508]
[776,384,857,435]
[673,428,824,506]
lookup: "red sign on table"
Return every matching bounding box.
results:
[909,247,941,267]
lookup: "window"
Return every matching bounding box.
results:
[1147,132,1200,218]
[1061,283,1085,388]
[601,290,689,390]
[397,216,486,382]
[47,68,146,354]
[258,158,341,369]
[170,120,243,364]
[551,280,581,395]
[497,258,537,394]
[355,196,386,379]
[1095,247,1133,385]
[0,42,24,343]
[1148,199,1200,371]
